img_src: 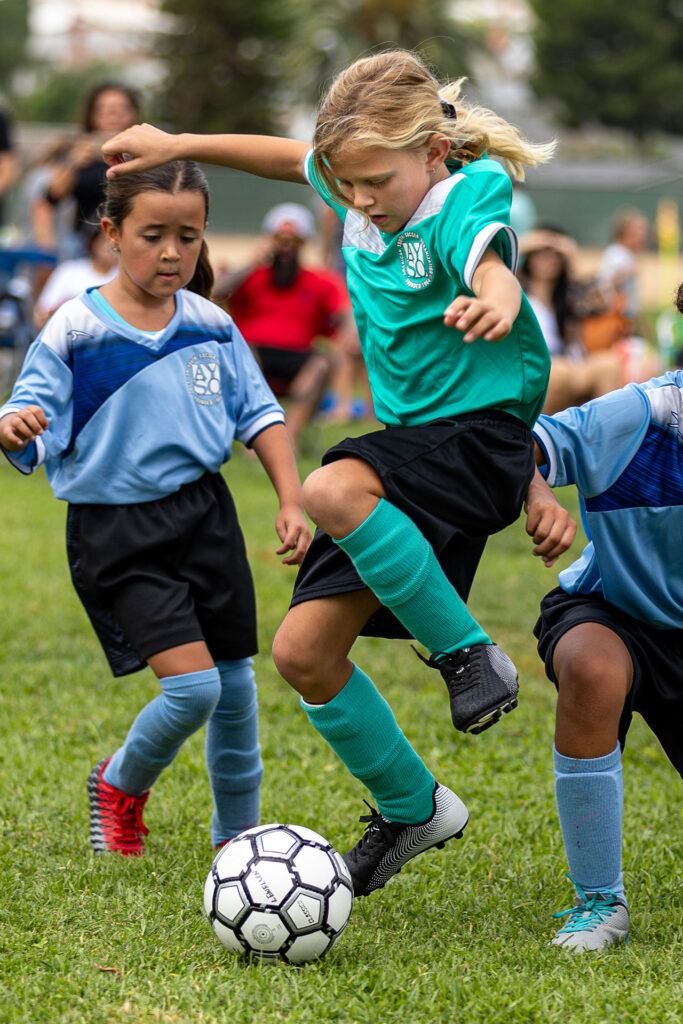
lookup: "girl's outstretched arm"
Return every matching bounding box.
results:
[102,124,309,183]
[249,423,312,565]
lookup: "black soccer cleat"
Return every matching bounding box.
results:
[343,782,468,897]
[417,642,519,734]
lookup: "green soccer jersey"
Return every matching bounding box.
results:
[304,151,550,427]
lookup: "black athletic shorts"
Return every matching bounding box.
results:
[291,410,535,638]
[535,586,683,777]
[66,472,257,677]
[253,346,314,396]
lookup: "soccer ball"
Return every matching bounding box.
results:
[203,823,354,964]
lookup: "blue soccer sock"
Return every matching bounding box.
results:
[104,668,221,796]
[334,498,490,653]
[553,743,626,904]
[206,658,263,846]
[302,663,436,823]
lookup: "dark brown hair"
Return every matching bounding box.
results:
[82,82,141,133]
[101,161,214,298]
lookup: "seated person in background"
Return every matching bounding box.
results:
[519,227,657,415]
[214,203,352,452]
[518,226,579,359]
[598,207,650,336]
[34,226,118,328]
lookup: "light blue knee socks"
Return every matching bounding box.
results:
[105,667,221,795]
[334,498,489,653]
[302,663,436,823]
[553,743,625,903]
[206,658,263,846]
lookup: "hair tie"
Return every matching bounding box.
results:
[439,98,457,120]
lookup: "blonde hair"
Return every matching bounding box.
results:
[312,50,556,206]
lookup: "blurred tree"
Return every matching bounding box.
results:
[288,0,482,105]
[155,0,297,133]
[153,0,484,133]
[529,0,683,136]
[0,0,29,94]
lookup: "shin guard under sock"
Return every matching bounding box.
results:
[554,743,625,903]
[302,663,435,823]
[334,498,489,652]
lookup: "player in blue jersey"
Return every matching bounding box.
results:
[526,354,683,951]
[0,162,310,856]
[101,50,556,894]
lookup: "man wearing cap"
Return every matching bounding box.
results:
[216,203,351,452]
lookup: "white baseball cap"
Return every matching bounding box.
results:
[262,203,316,240]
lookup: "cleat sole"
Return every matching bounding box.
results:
[463,697,518,735]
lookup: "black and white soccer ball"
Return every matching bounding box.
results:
[203,823,354,964]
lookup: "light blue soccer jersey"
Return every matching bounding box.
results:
[304,151,550,427]
[533,372,683,629]
[0,288,285,504]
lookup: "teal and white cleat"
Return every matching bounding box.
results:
[551,879,630,952]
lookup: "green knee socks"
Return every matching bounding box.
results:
[335,498,489,653]
[302,664,435,823]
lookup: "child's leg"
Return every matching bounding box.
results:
[551,623,633,949]
[89,642,220,855]
[206,657,263,847]
[105,642,220,794]
[302,458,518,735]
[273,592,468,895]
[302,458,489,653]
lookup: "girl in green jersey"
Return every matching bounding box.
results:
[103,50,567,897]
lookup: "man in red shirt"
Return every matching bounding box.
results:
[220,203,351,452]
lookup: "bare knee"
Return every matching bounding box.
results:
[553,624,633,755]
[301,459,385,537]
[557,646,629,722]
[272,620,318,692]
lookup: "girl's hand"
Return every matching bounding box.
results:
[275,504,312,566]
[0,406,49,451]
[524,469,576,567]
[443,295,513,342]
[102,123,178,178]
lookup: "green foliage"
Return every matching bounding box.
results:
[1,433,682,1023]
[0,0,29,93]
[528,0,683,136]
[286,0,483,107]
[13,62,132,126]
[152,0,483,133]
[154,0,299,133]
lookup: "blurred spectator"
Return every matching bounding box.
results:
[518,226,580,357]
[15,136,77,259]
[34,226,117,328]
[45,83,141,253]
[214,203,352,452]
[0,102,18,231]
[519,227,623,414]
[597,206,650,335]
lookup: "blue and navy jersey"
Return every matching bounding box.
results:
[533,371,683,629]
[0,288,285,504]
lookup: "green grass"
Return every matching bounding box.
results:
[0,423,681,1024]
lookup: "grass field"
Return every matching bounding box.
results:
[0,422,681,1024]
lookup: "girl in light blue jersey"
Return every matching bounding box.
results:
[527,339,683,950]
[101,50,556,894]
[0,162,310,855]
